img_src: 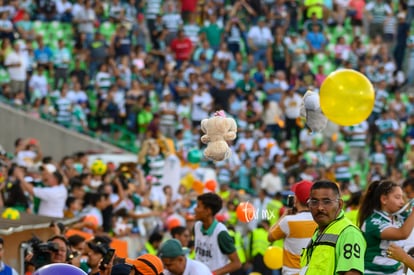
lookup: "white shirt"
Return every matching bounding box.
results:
[33,184,68,218]
[247,26,274,47]
[261,172,283,195]
[67,89,88,104]
[16,150,37,168]
[283,93,302,119]
[164,258,212,275]
[191,92,212,121]
[56,0,72,14]
[29,73,48,97]
[5,51,27,81]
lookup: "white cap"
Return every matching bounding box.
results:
[43,163,57,173]
[410,140,414,146]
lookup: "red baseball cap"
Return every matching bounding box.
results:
[291,180,313,204]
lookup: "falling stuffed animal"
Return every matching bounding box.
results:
[300,90,328,133]
[200,111,237,162]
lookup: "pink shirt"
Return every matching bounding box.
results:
[349,0,366,20]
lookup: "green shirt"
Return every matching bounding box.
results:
[361,210,405,274]
[200,24,223,47]
[236,79,256,95]
[137,110,153,133]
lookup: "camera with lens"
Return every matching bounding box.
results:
[24,236,59,269]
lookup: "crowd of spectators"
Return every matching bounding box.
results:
[1,0,414,273]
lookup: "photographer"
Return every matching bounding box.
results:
[48,235,69,264]
[25,235,70,270]
[86,237,111,275]
[268,180,317,275]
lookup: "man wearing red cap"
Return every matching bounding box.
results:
[268,180,317,275]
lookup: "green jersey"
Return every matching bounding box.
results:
[361,210,405,274]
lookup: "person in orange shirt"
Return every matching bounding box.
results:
[268,180,317,275]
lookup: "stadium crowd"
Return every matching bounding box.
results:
[1,0,414,274]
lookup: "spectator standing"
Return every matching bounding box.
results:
[0,11,14,42]
[88,32,109,78]
[55,85,73,127]
[261,165,283,196]
[247,17,273,65]
[34,36,53,73]
[28,66,48,99]
[342,122,369,170]
[170,29,193,67]
[73,0,96,44]
[200,14,224,51]
[159,91,177,138]
[18,167,68,218]
[53,39,71,89]
[407,29,414,86]
[365,0,392,39]
[144,0,163,43]
[162,3,183,45]
[183,13,200,47]
[56,0,73,22]
[225,17,246,56]
[4,42,26,96]
[281,87,302,145]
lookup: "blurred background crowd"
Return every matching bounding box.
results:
[1,0,414,273]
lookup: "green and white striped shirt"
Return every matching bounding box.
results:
[361,210,406,274]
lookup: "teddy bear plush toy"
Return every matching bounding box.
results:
[200,111,238,162]
[300,90,328,133]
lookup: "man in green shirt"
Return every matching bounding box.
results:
[137,102,153,139]
[200,14,223,51]
[236,71,256,99]
[300,180,366,275]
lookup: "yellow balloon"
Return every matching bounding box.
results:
[263,246,283,270]
[180,173,194,191]
[320,69,375,126]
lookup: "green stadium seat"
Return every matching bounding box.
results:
[99,22,116,40]
[313,53,328,64]
[324,61,335,74]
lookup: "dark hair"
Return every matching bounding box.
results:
[170,226,187,237]
[311,180,341,197]
[197,192,223,216]
[402,177,414,190]
[358,180,400,228]
[66,196,77,208]
[48,235,69,245]
[345,191,363,209]
[0,237,3,245]
[67,234,85,247]
[148,232,163,244]
[53,171,63,184]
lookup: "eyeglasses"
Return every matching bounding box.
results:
[307,198,339,208]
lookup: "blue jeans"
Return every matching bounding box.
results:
[253,47,268,66]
